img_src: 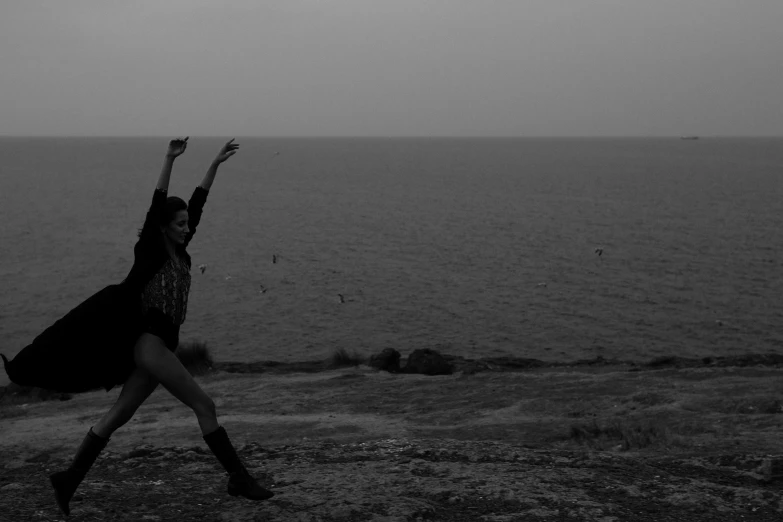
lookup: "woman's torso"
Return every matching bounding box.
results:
[140,255,192,326]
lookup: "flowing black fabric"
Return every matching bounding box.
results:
[2,186,209,393]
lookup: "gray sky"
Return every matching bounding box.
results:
[1,1,781,137]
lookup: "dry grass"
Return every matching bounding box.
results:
[710,397,783,415]
[569,417,670,450]
[175,341,214,376]
[628,391,675,407]
[0,405,29,420]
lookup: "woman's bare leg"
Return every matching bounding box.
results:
[133,333,219,435]
[51,367,159,516]
[132,333,273,500]
[92,367,159,438]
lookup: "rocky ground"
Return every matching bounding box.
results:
[2,354,783,521]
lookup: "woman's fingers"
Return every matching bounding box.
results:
[221,140,239,155]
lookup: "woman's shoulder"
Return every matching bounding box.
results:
[176,250,193,268]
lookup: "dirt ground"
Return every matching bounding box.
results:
[2,360,783,521]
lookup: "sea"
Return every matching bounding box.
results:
[1,137,782,386]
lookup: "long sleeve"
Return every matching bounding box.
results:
[183,186,209,247]
[123,189,168,291]
[138,188,169,246]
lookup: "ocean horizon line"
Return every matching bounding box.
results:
[1,134,781,140]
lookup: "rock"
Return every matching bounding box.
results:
[403,349,453,375]
[369,348,401,373]
[25,452,50,463]
[760,458,783,482]
[124,448,156,460]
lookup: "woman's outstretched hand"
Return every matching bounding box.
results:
[166,137,189,159]
[200,139,238,191]
[214,139,239,164]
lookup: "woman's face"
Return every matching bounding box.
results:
[162,210,189,246]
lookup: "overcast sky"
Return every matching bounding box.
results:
[1,1,781,137]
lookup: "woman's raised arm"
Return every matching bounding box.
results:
[156,137,189,191]
[137,138,189,242]
[198,139,239,191]
[181,140,238,247]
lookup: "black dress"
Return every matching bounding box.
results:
[1,186,209,393]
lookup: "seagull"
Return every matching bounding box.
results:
[595,248,603,259]
[259,284,267,294]
[198,264,207,274]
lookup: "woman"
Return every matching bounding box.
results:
[1,138,273,516]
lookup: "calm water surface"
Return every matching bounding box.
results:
[1,137,782,386]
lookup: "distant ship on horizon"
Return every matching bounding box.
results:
[680,136,700,140]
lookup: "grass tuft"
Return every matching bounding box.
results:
[176,341,214,376]
[629,392,674,407]
[0,405,29,420]
[328,348,366,369]
[569,417,669,450]
[725,398,783,415]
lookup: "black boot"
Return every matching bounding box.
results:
[49,428,109,516]
[203,426,274,500]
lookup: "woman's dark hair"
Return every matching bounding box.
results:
[159,196,188,227]
[137,196,188,238]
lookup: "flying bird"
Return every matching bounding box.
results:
[595,248,603,258]
[272,254,278,264]
[338,293,345,304]
[198,264,207,274]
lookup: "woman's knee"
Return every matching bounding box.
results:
[194,395,217,419]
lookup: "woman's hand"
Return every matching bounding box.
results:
[214,139,239,164]
[199,138,239,190]
[157,137,188,191]
[166,137,189,159]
